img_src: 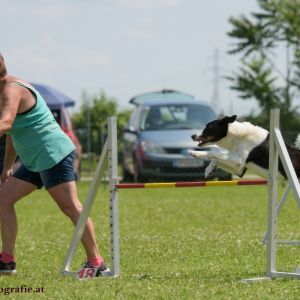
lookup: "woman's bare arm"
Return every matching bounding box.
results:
[0,83,21,136]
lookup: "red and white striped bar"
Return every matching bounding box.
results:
[115,179,267,189]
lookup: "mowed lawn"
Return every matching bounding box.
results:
[1,181,300,299]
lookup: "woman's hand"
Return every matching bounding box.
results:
[0,168,13,186]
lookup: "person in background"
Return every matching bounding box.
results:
[0,52,106,277]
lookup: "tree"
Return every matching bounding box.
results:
[72,90,131,154]
[227,0,300,141]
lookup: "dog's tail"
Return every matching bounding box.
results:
[295,134,300,149]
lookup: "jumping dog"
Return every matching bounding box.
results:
[189,115,300,179]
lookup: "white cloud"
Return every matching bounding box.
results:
[29,5,78,18]
[113,0,182,8]
[136,17,154,27]
[125,17,156,39]
[3,1,79,18]
[64,51,112,69]
[125,27,156,39]
[8,44,112,74]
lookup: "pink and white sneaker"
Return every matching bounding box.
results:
[76,261,108,279]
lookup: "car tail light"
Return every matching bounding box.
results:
[136,143,147,160]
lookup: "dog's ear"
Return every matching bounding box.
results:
[228,115,237,123]
[221,115,237,124]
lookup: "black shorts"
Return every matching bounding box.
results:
[13,151,76,189]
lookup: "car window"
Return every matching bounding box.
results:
[140,104,216,130]
[128,106,139,130]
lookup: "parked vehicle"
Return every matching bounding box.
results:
[122,89,232,182]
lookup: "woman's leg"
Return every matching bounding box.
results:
[0,177,36,255]
[47,181,101,261]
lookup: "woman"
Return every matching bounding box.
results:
[0,52,106,276]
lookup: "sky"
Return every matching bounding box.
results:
[1,0,262,116]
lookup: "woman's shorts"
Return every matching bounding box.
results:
[13,151,76,189]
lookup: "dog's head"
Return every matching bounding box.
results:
[191,115,237,146]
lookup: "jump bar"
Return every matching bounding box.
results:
[115,179,267,189]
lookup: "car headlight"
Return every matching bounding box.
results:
[140,140,166,154]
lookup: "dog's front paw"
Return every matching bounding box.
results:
[205,161,216,178]
[188,150,196,158]
[205,168,213,179]
[188,150,208,158]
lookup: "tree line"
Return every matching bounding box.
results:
[71,91,131,154]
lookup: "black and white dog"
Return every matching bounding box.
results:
[189,115,300,179]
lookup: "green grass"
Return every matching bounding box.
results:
[1,182,300,299]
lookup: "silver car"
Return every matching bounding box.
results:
[122,90,231,182]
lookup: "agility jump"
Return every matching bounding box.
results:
[61,109,300,281]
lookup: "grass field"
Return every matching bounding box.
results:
[1,181,300,299]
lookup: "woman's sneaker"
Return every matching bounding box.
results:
[76,261,108,279]
[0,260,16,274]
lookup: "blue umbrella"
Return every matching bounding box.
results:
[31,83,75,109]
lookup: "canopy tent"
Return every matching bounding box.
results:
[31,83,75,109]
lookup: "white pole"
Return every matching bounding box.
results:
[107,116,120,276]
[266,108,279,276]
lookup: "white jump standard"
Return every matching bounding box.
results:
[61,117,120,278]
[61,109,300,281]
[243,108,300,282]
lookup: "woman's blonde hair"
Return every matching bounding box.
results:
[0,52,7,78]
